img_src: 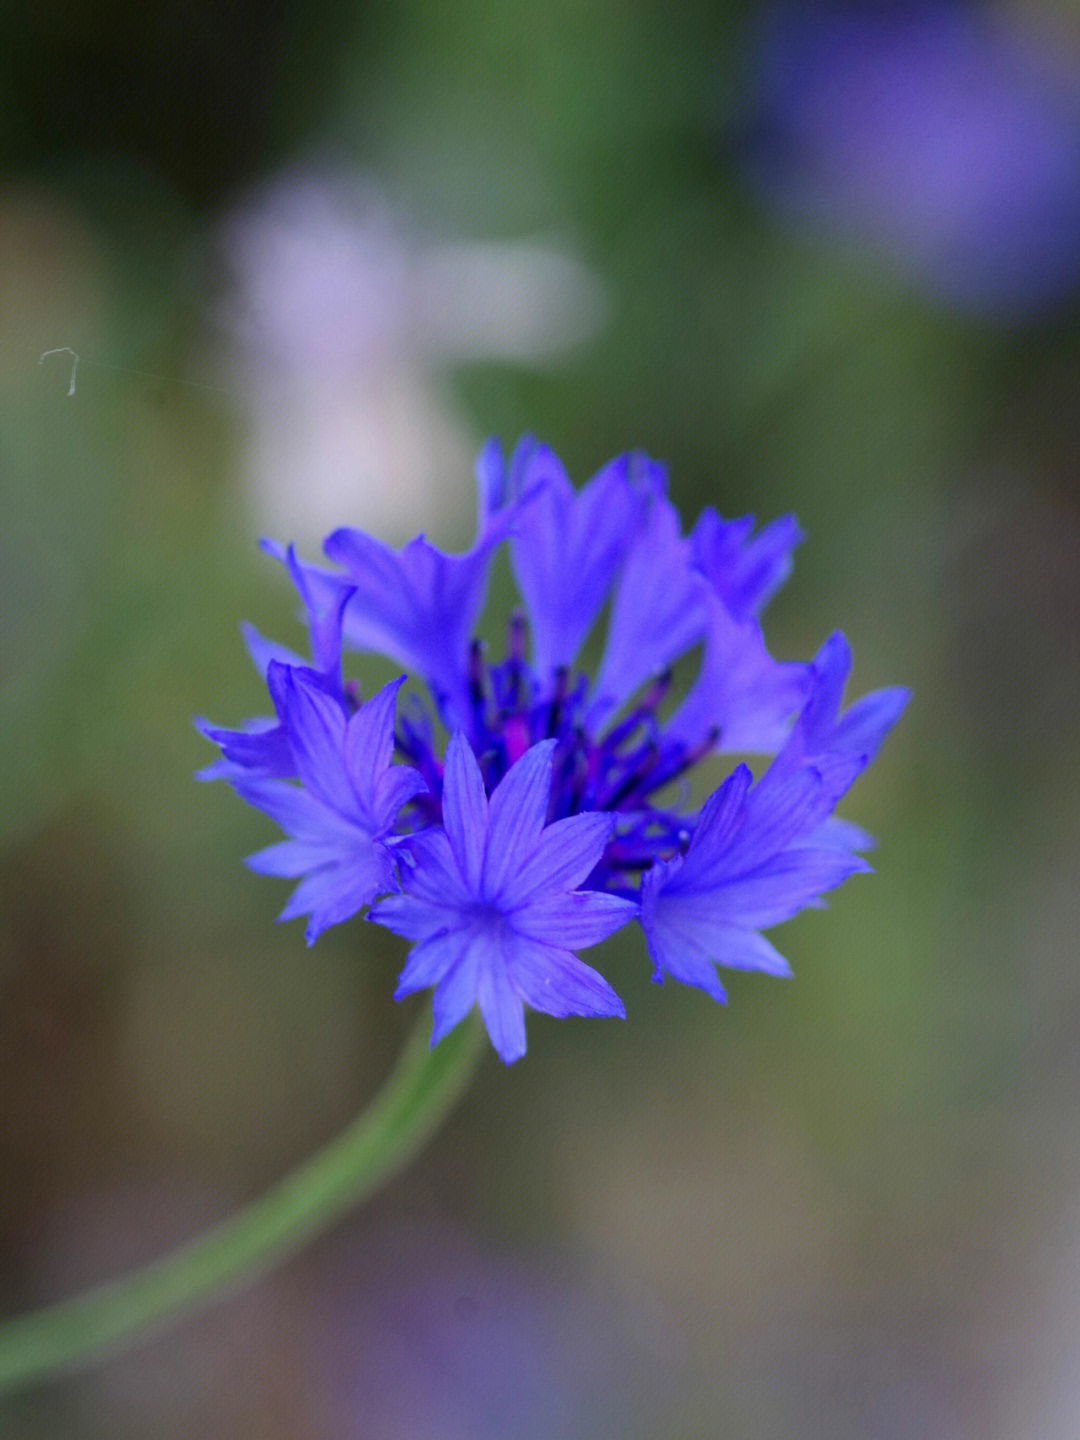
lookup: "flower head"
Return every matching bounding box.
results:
[200,437,907,1061]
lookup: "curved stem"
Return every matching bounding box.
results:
[0,1010,485,1394]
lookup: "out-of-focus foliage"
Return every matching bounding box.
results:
[3,1,1080,1436]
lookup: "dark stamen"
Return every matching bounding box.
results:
[507,609,527,664]
[641,666,673,713]
[468,639,490,735]
[546,665,570,738]
[621,723,722,808]
[603,739,660,810]
[601,669,670,754]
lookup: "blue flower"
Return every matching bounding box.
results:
[370,734,634,1064]
[640,632,910,1003]
[231,670,424,943]
[640,761,869,1002]
[200,436,907,1061]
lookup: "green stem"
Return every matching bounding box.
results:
[0,1010,485,1394]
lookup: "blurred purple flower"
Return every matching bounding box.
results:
[301,1222,664,1440]
[746,2,1080,316]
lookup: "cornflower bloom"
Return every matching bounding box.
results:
[199,438,907,1062]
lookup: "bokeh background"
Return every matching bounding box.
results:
[3,1,1080,1435]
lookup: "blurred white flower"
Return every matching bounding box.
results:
[214,168,608,545]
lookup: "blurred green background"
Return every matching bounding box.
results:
[3,1,1080,1436]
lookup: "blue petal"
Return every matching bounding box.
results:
[441,733,489,892]
[476,952,528,1063]
[473,435,508,524]
[692,509,803,618]
[591,490,710,718]
[512,811,616,897]
[510,890,637,949]
[246,838,350,878]
[259,538,348,632]
[706,927,793,975]
[369,892,456,943]
[373,764,427,823]
[279,543,354,678]
[666,592,810,754]
[639,753,870,996]
[506,935,626,1019]
[390,921,488,1049]
[343,677,401,789]
[195,714,294,781]
[832,685,911,761]
[712,767,825,875]
[276,846,397,943]
[274,665,354,816]
[394,928,470,997]
[508,446,655,678]
[232,778,360,845]
[800,815,877,852]
[369,831,466,940]
[430,941,484,1046]
[637,875,731,1002]
[760,636,908,825]
[688,764,753,858]
[641,894,792,995]
[323,528,499,728]
[474,433,559,546]
[482,740,556,901]
[781,632,852,765]
[393,829,469,908]
[693,848,870,929]
[679,764,857,885]
[343,678,425,825]
[641,856,797,996]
